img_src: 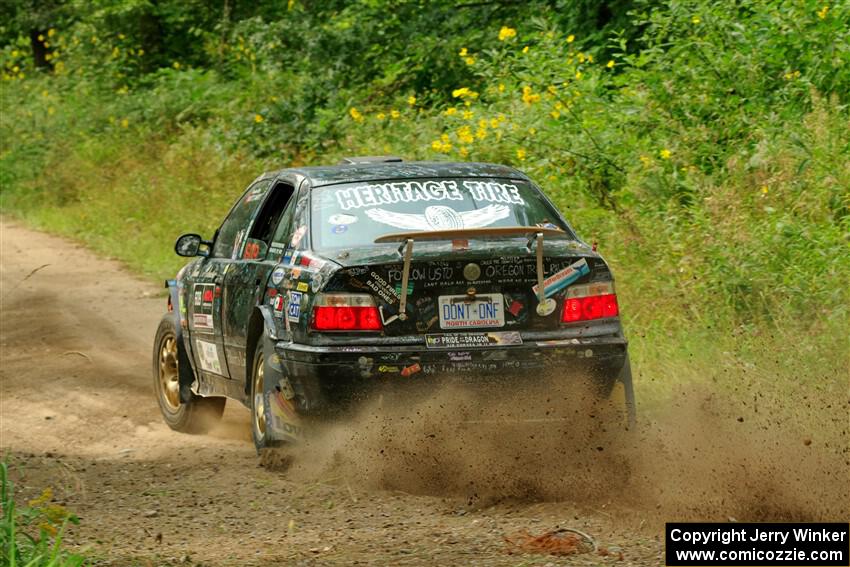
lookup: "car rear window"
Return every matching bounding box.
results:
[310,177,573,249]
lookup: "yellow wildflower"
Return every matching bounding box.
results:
[11,50,19,57]
[29,488,53,507]
[761,185,769,195]
[407,95,416,106]
[48,28,56,37]
[465,56,475,65]
[817,5,829,18]
[498,83,505,92]
[606,59,615,69]
[463,110,474,120]
[528,127,536,135]
[349,107,363,122]
[459,48,468,57]
[475,127,487,140]
[497,113,506,123]
[639,155,652,167]
[452,87,478,99]
[550,110,561,119]
[498,26,517,41]
[578,52,586,63]
[566,34,575,43]
[575,71,583,80]
[38,34,45,42]
[254,113,264,123]
[516,148,527,160]
[457,125,474,144]
[444,107,458,116]
[692,15,701,24]
[376,112,386,120]
[121,118,129,128]
[521,85,540,104]
[459,147,469,157]
[172,61,181,69]
[390,109,400,119]
[659,148,671,159]
[138,48,144,56]
[587,54,594,63]
[431,140,443,151]
[522,46,529,54]
[489,118,499,128]
[441,134,450,143]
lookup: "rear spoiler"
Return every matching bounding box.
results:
[373,226,566,321]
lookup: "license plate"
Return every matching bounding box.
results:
[438,294,505,330]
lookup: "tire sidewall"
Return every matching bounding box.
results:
[250,339,268,451]
[153,314,191,429]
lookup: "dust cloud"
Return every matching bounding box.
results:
[271,371,849,521]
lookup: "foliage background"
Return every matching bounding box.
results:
[1,0,848,402]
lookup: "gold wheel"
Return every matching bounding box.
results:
[253,352,266,437]
[158,333,180,411]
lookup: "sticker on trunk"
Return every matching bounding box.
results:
[532,258,590,298]
[425,331,522,349]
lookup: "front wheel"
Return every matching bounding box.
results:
[153,313,225,433]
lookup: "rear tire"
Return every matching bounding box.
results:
[607,354,636,429]
[153,313,225,434]
[250,339,272,451]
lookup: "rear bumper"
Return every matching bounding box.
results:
[273,323,628,411]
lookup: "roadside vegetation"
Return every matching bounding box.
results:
[1,461,85,566]
[1,0,847,409]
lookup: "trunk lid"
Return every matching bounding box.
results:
[322,238,610,336]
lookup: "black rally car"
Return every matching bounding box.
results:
[153,158,635,449]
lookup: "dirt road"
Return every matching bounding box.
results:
[1,219,846,565]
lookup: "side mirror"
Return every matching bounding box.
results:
[175,233,209,257]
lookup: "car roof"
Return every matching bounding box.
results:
[270,161,531,188]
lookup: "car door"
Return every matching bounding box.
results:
[188,178,272,379]
[220,179,296,383]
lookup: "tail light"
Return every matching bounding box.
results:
[561,282,619,323]
[311,293,382,331]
